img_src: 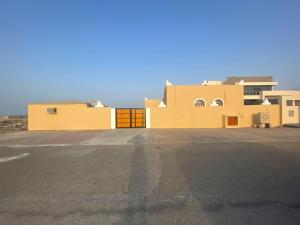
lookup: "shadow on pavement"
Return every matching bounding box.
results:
[121,135,149,225]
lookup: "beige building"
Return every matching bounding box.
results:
[28,76,300,130]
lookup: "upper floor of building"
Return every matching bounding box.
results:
[144,76,299,108]
[224,76,278,99]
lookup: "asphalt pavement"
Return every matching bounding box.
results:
[0,128,299,225]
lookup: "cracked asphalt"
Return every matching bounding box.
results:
[0,128,299,225]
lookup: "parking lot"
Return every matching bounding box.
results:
[0,128,299,225]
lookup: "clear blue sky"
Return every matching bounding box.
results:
[0,0,299,115]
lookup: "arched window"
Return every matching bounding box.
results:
[211,98,224,106]
[194,98,206,107]
[215,99,224,106]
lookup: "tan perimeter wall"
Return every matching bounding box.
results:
[150,105,280,128]
[28,104,112,130]
[241,105,281,128]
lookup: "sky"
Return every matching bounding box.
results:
[0,0,300,115]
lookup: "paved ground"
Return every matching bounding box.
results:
[0,128,299,225]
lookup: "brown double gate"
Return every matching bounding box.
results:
[116,108,146,128]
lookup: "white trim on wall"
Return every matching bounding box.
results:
[146,108,151,128]
[111,108,116,129]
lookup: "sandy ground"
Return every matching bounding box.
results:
[0,127,299,225]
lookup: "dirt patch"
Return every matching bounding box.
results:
[0,118,28,134]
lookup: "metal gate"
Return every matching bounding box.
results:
[116,108,146,128]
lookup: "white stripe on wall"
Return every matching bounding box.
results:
[146,108,151,128]
[111,108,116,129]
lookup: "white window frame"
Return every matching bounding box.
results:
[211,98,225,107]
[193,98,206,107]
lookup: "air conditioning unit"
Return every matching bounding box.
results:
[258,112,270,124]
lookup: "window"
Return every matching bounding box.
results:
[295,100,300,106]
[194,98,206,107]
[269,99,278,104]
[244,100,261,105]
[289,110,294,117]
[244,91,260,95]
[215,99,224,106]
[286,100,293,106]
[211,98,224,107]
[47,108,57,114]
